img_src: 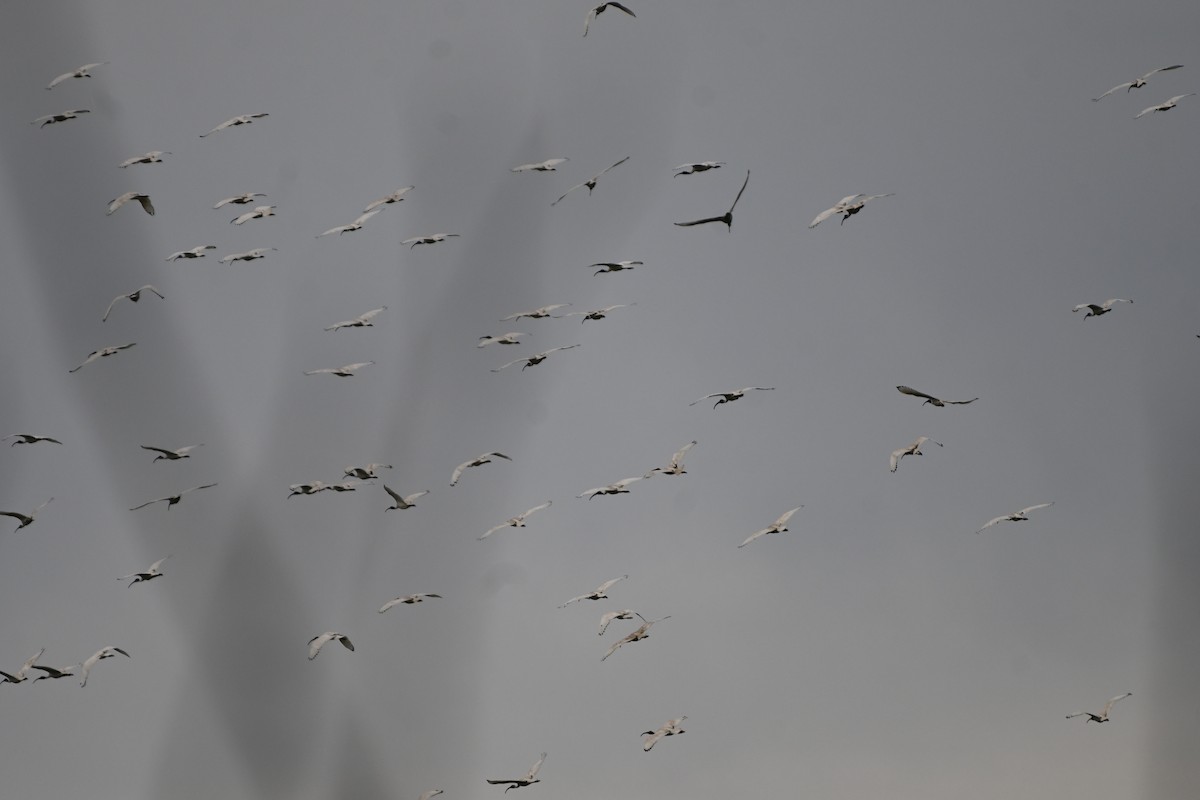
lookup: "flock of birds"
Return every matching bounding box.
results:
[7,8,1175,797]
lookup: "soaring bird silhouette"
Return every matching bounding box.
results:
[486,753,546,793]
[583,2,636,36]
[102,285,164,321]
[552,157,629,205]
[896,386,977,407]
[674,170,750,230]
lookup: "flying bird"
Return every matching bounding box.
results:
[200,113,269,137]
[562,304,635,322]
[512,158,569,172]
[502,304,571,321]
[419,790,445,800]
[69,343,136,372]
[975,503,1054,533]
[480,501,552,540]
[213,192,266,208]
[2,434,62,447]
[487,753,546,793]
[591,261,642,276]
[1066,692,1132,723]
[308,632,354,660]
[1073,298,1132,317]
[363,186,414,213]
[598,609,636,636]
[403,233,460,248]
[326,480,370,493]
[288,481,329,497]
[1093,66,1184,100]
[343,463,392,480]
[106,191,155,216]
[896,385,978,407]
[1135,93,1195,118]
[379,593,442,613]
[141,444,202,462]
[79,646,130,687]
[129,483,217,511]
[0,498,52,531]
[739,506,803,548]
[890,436,942,473]
[558,575,628,607]
[46,62,106,89]
[690,387,774,409]
[383,486,428,511]
[0,648,46,684]
[577,476,643,499]
[492,345,581,372]
[645,440,696,477]
[32,109,90,127]
[809,193,893,228]
[325,306,387,331]
[451,452,512,486]
[583,2,636,36]
[119,556,169,588]
[219,248,276,263]
[231,205,276,225]
[479,332,527,347]
[30,663,79,682]
[674,169,750,230]
[552,156,630,205]
[102,284,164,321]
[601,614,669,661]
[317,209,381,237]
[118,150,170,168]
[674,161,724,176]
[167,245,216,261]
[642,717,687,751]
[304,362,374,377]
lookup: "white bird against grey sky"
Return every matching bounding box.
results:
[307,632,354,660]
[583,2,636,37]
[303,361,374,377]
[808,193,893,228]
[975,503,1054,533]
[641,716,687,751]
[502,303,571,321]
[403,233,460,248]
[382,486,428,511]
[645,440,696,477]
[590,261,641,276]
[79,646,130,687]
[118,556,169,588]
[317,208,381,237]
[1073,298,1132,317]
[674,169,750,230]
[32,109,90,127]
[129,483,218,511]
[324,306,387,331]
[492,345,581,372]
[45,62,106,89]
[479,501,552,539]
[213,192,266,209]
[166,245,216,261]
[379,593,442,613]
[0,648,46,684]
[200,113,269,137]
[343,463,391,480]
[30,663,78,683]
[118,150,169,168]
[219,248,276,263]
[106,191,155,216]
[102,285,163,322]
[551,156,630,205]
[512,158,569,172]
[1093,65,1183,100]
[140,444,203,462]
[690,387,774,409]
[288,481,328,497]
[69,343,136,373]
[890,436,942,473]
[478,332,527,347]
[362,186,414,213]
[896,385,978,407]
[601,614,669,661]
[577,476,643,499]
[231,205,275,225]
[1134,93,1195,118]
[1066,692,1132,723]
[738,506,803,548]
[597,609,636,636]
[451,452,512,486]
[486,752,546,792]
[0,498,52,531]
[673,161,725,176]
[2,433,62,446]
[557,575,629,607]
[419,790,445,800]
[561,303,634,322]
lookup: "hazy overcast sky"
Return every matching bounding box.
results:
[2,1,1198,798]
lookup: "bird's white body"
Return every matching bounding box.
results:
[102,285,164,322]
[512,158,568,172]
[502,304,571,321]
[383,486,428,511]
[0,498,53,531]
[558,575,628,607]
[690,387,774,409]
[219,248,276,263]
[33,109,90,127]
[739,506,803,548]
[343,463,391,480]
[975,503,1053,533]
[577,476,643,499]
[492,345,581,372]
[304,361,374,377]
[480,501,552,540]
[0,648,46,684]
[486,753,546,793]
[583,2,636,36]
[213,193,266,209]
[809,193,893,228]
[46,62,106,89]
[562,304,634,322]
[107,191,155,216]
[129,483,217,510]
[363,186,414,213]
[642,716,687,751]
[167,245,216,260]
[318,209,381,237]
[552,156,630,205]
[200,113,269,137]
[598,609,636,636]
[1135,93,1195,118]
[890,436,942,473]
[451,452,512,486]
[1066,692,1132,723]
[602,614,669,661]
[646,440,696,477]
[1073,298,1132,317]
[119,556,169,587]
[79,646,130,687]
[308,632,354,660]
[231,205,276,225]
[479,332,527,347]
[379,593,442,613]
[69,343,136,372]
[1093,65,1183,100]
[325,306,387,331]
[141,444,202,462]
[403,233,460,248]
[119,150,169,168]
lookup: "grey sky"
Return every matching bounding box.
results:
[1,1,1198,798]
